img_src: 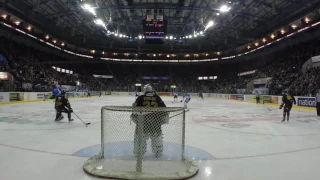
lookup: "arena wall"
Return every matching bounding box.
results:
[0,92,316,111]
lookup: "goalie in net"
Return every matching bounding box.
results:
[131,84,168,157]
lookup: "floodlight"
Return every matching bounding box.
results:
[207,21,214,28]
[81,4,97,16]
[220,5,231,12]
[94,19,105,26]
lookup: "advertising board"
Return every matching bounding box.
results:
[297,97,316,107]
[9,93,24,102]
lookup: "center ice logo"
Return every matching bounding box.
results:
[297,97,316,107]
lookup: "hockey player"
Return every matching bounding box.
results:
[199,91,204,100]
[55,91,73,122]
[131,84,167,157]
[316,90,320,116]
[135,91,140,99]
[279,90,296,122]
[50,85,64,120]
[172,92,178,103]
[181,93,191,109]
[256,91,261,104]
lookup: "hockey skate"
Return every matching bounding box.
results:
[55,115,64,121]
[69,118,74,122]
[155,150,162,158]
[133,149,146,157]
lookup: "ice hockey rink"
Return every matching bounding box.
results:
[1,95,320,180]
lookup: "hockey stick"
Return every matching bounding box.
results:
[73,112,91,126]
[267,107,279,111]
[130,109,189,125]
[167,109,189,119]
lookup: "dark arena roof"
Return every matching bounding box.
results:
[2,0,320,53]
[0,0,320,63]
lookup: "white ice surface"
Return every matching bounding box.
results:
[1,96,320,180]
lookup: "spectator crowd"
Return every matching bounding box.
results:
[1,35,320,96]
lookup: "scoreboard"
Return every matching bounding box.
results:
[142,19,167,39]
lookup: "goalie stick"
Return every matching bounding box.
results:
[73,112,91,126]
[167,110,188,119]
[130,109,188,125]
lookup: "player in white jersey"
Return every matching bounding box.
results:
[181,93,191,109]
[172,92,178,103]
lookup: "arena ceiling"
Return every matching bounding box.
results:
[2,0,320,52]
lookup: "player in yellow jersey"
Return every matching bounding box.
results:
[279,90,296,122]
[131,84,168,157]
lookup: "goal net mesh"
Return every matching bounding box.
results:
[83,106,199,179]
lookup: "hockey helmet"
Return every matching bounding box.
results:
[143,84,153,92]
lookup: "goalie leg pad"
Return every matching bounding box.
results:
[130,114,139,124]
[133,127,147,155]
[150,132,163,155]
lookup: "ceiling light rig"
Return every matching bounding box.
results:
[204,20,215,31]
[94,19,106,27]
[219,5,231,13]
[81,4,97,17]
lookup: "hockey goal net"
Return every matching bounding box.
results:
[83,106,199,179]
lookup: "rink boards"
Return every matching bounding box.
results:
[0,91,316,111]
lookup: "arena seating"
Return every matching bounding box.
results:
[1,36,320,96]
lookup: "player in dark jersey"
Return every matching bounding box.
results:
[199,91,204,100]
[279,90,296,122]
[131,84,167,157]
[55,91,73,122]
[135,91,140,99]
